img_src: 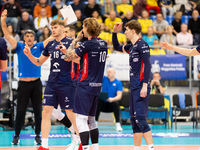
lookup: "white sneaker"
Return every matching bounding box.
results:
[66,142,78,150]
[116,122,123,131]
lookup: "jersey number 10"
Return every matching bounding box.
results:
[99,51,106,62]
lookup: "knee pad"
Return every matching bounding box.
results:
[52,108,65,121]
[88,116,98,130]
[131,117,142,133]
[135,116,151,133]
[76,114,89,133]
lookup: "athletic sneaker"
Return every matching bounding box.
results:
[35,135,42,145]
[11,135,19,145]
[78,143,83,150]
[116,122,123,131]
[37,146,49,150]
[65,141,78,150]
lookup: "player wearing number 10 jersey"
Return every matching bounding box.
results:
[63,18,107,150]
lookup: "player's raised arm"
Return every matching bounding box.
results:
[1,9,17,49]
[159,41,200,56]
[23,42,49,66]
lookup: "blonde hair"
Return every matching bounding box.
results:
[50,18,65,26]
[83,18,101,37]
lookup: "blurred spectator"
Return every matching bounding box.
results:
[132,0,147,19]
[92,10,102,23]
[1,0,22,30]
[188,9,200,45]
[52,8,63,20]
[116,0,133,19]
[51,0,63,17]
[113,0,122,5]
[160,25,176,51]
[153,13,169,38]
[150,72,165,94]
[190,0,200,14]
[122,11,135,32]
[173,0,191,15]
[143,26,158,46]
[176,23,193,46]
[4,24,20,50]
[101,0,117,19]
[34,8,52,41]
[33,0,52,17]
[95,68,123,131]
[150,39,166,55]
[159,0,174,19]
[71,0,85,16]
[84,0,101,17]
[16,11,36,40]
[18,0,37,15]
[74,9,85,33]
[39,25,50,42]
[138,9,153,35]
[105,10,122,32]
[172,11,182,35]
[98,22,110,44]
[145,0,161,15]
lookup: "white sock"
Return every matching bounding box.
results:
[92,143,99,150]
[68,125,75,134]
[134,146,140,150]
[148,144,154,150]
[82,145,90,150]
[42,138,48,148]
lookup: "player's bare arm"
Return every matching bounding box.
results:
[159,41,199,56]
[1,9,17,49]
[63,31,83,62]
[23,42,49,66]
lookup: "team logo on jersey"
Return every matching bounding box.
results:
[61,55,65,59]
[33,46,37,49]
[65,97,69,102]
[133,58,138,62]
[141,44,149,49]
[133,44,137,48]
[113,83,116,86]
[53,62,61,72]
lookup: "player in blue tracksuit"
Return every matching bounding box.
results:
[61,18,107,150]
[23,19,79,150]
[112,20,154,150]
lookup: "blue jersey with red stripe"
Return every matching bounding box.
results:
[75,37,107,95]
[124,38,150,90]
[42,37,75,85]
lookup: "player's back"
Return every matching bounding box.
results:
[76,37,108,95]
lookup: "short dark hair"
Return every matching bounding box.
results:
[65,25,77,32]
[24,29,35,36]
[124,20,141,34]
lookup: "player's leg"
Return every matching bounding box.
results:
[88,95,100,150]
[41,105,54,149]
[143,130,154,150]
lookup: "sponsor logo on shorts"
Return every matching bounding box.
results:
[43,99,46,104]
[89,82,102,87]
[65,105,69,108]
[65,97,69,102]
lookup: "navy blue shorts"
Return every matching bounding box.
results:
[73,89,99,116]
[43,82,75,109]
[129,88,150,117]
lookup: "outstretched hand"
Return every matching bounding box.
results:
[23,42,31,57]
[113,22,123,33]
[159,41,173,50]
[1,9,7,22]
[58,41,67,54]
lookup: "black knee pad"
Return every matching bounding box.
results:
[135,116,151,133]
[131,117,142,133]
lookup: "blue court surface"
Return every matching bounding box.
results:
[0,123,200,150]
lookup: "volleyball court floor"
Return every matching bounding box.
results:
[0,123,199,150]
